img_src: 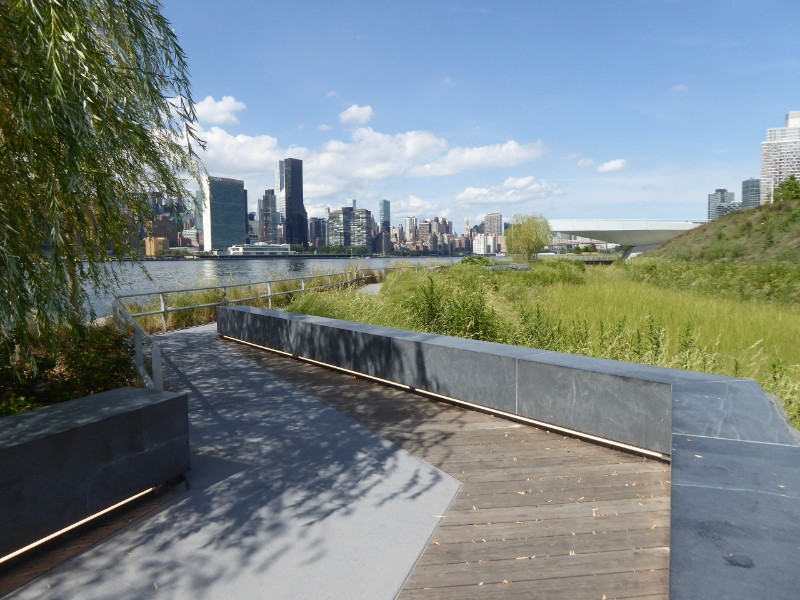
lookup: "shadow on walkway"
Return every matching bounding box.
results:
[7,324,460,600]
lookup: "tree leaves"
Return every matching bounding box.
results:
[0,0,205,364]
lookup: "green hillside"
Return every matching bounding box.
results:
[649,196,800,264]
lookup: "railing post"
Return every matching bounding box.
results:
[159,292,167,333]
[301,277,306,297]
[134,328,144,371]
[222,285,228,306]
[327,274,332,289]
[267,282,272,309]
[112,303,121,332]
[152,343,163,391]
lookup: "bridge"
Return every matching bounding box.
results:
[548,219,704,252]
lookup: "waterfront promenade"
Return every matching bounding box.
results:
[5,324,670,599]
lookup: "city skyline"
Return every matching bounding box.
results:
[162,1,798,225]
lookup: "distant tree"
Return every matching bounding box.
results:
[772,175,800,203]
[0,1,204,364]
[505,214,552,261]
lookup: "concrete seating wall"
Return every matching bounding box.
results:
[217,305,800,599]
[0,387,190,558]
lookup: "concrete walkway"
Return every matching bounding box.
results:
[7,324,460,600]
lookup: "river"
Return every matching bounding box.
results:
[90,256,462,317]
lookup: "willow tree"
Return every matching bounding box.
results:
[504,214,552,261]
[0,1,204,362]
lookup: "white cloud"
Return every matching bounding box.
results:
[577,158,594,168]
[318,123,332,131]
[325,90,337,98]
[455,175,561,206]
[412,140,546,176]
[339,104,374,126]
[597,159,627,173]
[669,84,689,93]
[195,95,246,125]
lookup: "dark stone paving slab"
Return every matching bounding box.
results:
[6,324,460,600]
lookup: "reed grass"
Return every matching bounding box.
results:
[287,262,800,428]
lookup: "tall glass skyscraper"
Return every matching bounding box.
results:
[761,112,800,204]
[202,176,246,252]
[275,158,308,246]
[378,199,390,232]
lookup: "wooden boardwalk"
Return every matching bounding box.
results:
[232,341,671,600]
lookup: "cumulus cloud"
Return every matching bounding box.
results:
[339,104,374,126]
[597,159,627,173]
[195,95,247,125]
[455,175,561,206]
[577,158,594,168]
[412,140,546,177]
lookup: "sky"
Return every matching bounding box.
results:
[162,0,799,230]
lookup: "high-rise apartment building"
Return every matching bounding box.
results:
[275,158,308,246]
[484,213,503,237]
[761,112,800,204]
[350,208,373,250]
[741,178,761,209]
[707,188,739,221]
[258,189,278,243]
[202,176,246,252]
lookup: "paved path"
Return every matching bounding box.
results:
[7,323,670,599]
[7,324,461,600]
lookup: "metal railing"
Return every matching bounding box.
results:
[111,267,396,391]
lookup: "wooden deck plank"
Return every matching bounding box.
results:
[227,343,671,598]
[397,569,669,600]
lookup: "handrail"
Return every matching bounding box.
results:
[115,267,397,332]
[111,267,399,390]
[111,298,164,391]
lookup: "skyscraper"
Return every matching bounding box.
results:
[741,178,761,209]
[378,199,390,232]
[404,216,417,242]
[202,176,246,252]
[258,189,278,243]
[760,112,800,204]
[275,158,308,246]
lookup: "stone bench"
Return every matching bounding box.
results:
[0,387,189,558]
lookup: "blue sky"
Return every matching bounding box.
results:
[162,0,798,230]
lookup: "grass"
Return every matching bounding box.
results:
[649,195,800,264]
[286,261,800,428]
[0,323,140,417]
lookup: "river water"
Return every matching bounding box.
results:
[90,256,461,317]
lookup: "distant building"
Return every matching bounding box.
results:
[350,208,373,250]
[761,112,800,204]
[202,176,246,252]
[707,188,740,220]
[484,213,503,237]
[741,178,761,209]
[259,189,278,243]
[473,234,498,255]
[308,217,327,247]
[275,158,308,246]
[378,199,390,232]
[327,206,353,247]
[145,237,169,256]
[404,216,417,242]
[228,243,293,256]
